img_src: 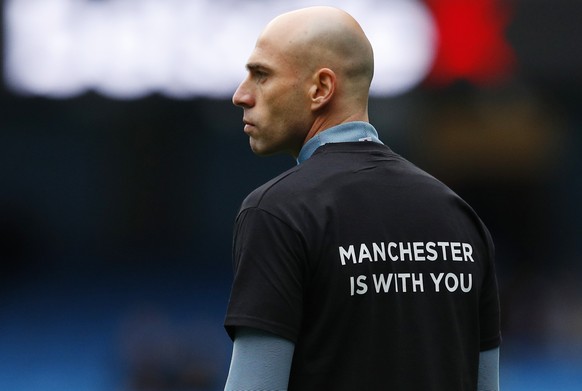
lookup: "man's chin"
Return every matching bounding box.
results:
[249,140,281,157]
[250,146,276,157]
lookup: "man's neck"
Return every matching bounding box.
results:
[296,121,382,164]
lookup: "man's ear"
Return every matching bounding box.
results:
[310,68,336,111]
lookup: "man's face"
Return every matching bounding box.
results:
[232,36,313,157]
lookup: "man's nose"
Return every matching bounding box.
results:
[232,79,254,108]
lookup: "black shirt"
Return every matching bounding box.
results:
[225,142,501,391]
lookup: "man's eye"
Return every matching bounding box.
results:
[254,71,267,81]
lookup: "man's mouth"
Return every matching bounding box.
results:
[243,119,255,133]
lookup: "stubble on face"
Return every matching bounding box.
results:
[242,35,314,157]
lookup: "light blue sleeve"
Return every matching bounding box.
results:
[224,327,498,390]
[478,346,500,391]
[224,327,295,391]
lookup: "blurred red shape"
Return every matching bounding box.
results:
[425,0,516,86]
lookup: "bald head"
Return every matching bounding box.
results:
[232,7,375,157]
[259,6,374,101]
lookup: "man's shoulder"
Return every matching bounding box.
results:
[241,165,306,210]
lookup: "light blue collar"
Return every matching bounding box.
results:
[296,121,383,164]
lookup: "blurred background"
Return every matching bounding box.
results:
[1,0,581,390]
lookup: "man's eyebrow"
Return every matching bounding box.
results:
[246,63,270,72]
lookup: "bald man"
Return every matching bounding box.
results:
[224,7,500,391]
